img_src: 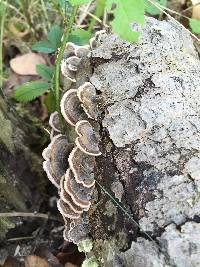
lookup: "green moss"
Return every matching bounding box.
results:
[78,239,93,253]
[82,256,99,267]
[0,217,15,239]
[0,110,14,153]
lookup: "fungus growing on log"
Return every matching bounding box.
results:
[42,135,73,188]
[68,147,95,188]
[61,42,89,82]
[75,120,101,156]
[57,199,81,219]
[77,82,102,120]
[64,169,93,210]
[49,111,61,132]
[60,176,84,214]
[43,37,102,245]
[60,89,87,126]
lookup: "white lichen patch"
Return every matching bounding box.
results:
[89,17,200,237]
[185,157,200,180]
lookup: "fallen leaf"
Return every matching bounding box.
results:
[24,255,50,267]
[191,0,200,20]
[64,263,78,267]
[0,256,23,267]
[34,246,62,267]
[10,53,46,75]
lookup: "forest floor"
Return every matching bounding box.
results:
[0,0,200,266]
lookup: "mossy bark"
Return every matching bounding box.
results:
[0,95,43,240]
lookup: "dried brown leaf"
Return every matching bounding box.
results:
[24,255,50,267]
[64,263,78,267]
[10,53,46,75]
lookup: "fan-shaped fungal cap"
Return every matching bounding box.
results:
[77,82,102,120]
[66,56,81,72]
[63,213,89,243]
[60,89,86,126]
[60,176,83,214]
[75,45,90,58]
[75,120,101,156]
[63,42,76,59]
[49,111,61,132]
[69,147,95,188]
[57,199,81,219]
[42,135,73,188]
[68,221,89,244]
[61,60,76,82]
[64,169,94,210]
[89,30,107,49]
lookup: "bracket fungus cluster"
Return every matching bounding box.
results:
[42,33,105,244]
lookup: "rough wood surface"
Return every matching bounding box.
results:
[0,95,43,244]
[72,18,200,266]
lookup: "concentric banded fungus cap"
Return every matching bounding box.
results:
[60,176,83,214]
[57,199,81,219]
[49,111,61,132]
[60,89,87,126]
[77,82,102,119]
[64,169,94,210]
[42,135,73,188]
[69,147,95,188]
[66,56,81,72]
[75,120,101,156]
[75,45,90,58]
[63,42,76,59]
[68,221,89,244]
[63,214,89,243]
[61,60,76,82]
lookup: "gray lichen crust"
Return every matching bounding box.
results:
[86,17,200,266]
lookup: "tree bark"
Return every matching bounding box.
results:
[73,18,200,267]
[0,94,44,242]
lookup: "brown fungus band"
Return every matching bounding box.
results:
[42,31,105,244]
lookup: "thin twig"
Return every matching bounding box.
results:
[147,0,200,42]
[77,2,92,27]
[54,5,79,133]
[88,0,106,32]
[0,212,60,221]
[79,7,104,24]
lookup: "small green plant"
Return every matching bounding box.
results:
[189,19,200,34]
[14,64,54,103]
[145,0,167,15]
[32,25,63,53]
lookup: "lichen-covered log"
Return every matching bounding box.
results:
[0,95,43,243]
[69,18,200,266]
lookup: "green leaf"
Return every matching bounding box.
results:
[106,0,145,42]
[14,81,50,102]
[36,64,54,81]
[32,41,56,53]
[145,0,167,15]
[47,25,63,49]
[44,91,56,113]
[189,18,200,34]
[69,0,90,5]
[69,29,91,45]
